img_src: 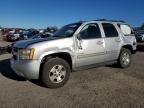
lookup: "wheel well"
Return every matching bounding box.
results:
[122,45,133,53]
[40,52,72,69]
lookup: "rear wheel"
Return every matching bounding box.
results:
[117,48,132,68]
[41,57,71,88]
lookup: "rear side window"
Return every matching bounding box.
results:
[80,23,101,39]
[118,24,133,35]
[102,23,118,38]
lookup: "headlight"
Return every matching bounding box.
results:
[19,48,35,60]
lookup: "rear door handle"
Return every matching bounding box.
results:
[115,38,121,42]
[97,41,104,45]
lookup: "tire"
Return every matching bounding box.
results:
[41,57,71,88]
[117,48,132,68]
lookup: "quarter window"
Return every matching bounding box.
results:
[102,23,118,37]
[118,24,133,35]
[80,23,101,39]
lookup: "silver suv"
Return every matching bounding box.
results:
[11,20,137,88]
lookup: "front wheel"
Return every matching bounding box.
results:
[117,48,132,68]
[41,57,71,88]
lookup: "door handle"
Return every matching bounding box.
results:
[115,38,121,42]
[79,45,83,49]
[78,40,83,50]
[97,41,104,45]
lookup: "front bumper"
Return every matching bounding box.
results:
[10,59,40,79]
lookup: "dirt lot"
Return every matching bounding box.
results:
[0,42,144,108]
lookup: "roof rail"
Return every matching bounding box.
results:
[94,19,126,23]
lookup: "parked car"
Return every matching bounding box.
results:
[32,32,53,39]
[19,31,33,40]
[135,32,144,42]
[6,33,20,42]
[11,19,137,88]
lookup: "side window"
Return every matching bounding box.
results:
[118,24,133,36]
[102,23,118,38]
[80,23,101,39]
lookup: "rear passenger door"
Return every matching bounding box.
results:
[101,23,122,61]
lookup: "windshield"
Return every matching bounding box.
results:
[53,23,82,38]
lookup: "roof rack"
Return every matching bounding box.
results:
[94,19,126,23]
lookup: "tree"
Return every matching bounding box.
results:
[141,23,144,29]
[46,27,51,32]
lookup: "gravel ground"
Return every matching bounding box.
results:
[0,42,144,108]
[0,41,11,47]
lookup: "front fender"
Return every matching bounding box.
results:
[38,50,76,68]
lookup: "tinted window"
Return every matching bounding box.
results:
[41,34,50,38]
[102,23,118,37]
[80,23,101,39]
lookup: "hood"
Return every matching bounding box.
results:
[13,37,58,48]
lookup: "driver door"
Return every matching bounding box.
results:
[76,23,105,67]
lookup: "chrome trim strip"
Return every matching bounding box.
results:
[77,50,117,59]
[77,52,105,59]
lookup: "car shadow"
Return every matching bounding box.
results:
[0,58,46,87]
[106,63,120,68]
[30,80,47,88]
[0,59,26,81]
[137,44,144,52]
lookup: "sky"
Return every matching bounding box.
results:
[0,0,144,28]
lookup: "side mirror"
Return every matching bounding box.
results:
[76,33,83,49]
[77,33,82,41]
